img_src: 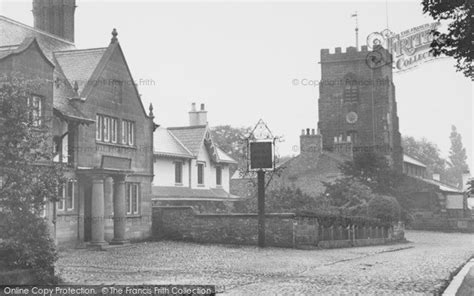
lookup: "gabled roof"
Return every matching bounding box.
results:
[54,48,108,95]
[153,127,194,159]
[167,125,207,156]
[155,124,237,164]
[403,154,427,168]
[0,15,75,61]
[0,37,55,68]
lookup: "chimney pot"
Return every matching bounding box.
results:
[306,128,310,135]
[201,103,205,111]
[191,102,196,111]
[301,129,305,136]
[311,129,315,135]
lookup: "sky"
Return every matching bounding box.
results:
[1,0,472,170]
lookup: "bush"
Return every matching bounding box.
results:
[367,195,401,223]
[1,212,58,283]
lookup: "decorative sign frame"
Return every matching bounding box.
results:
[247,119,275,172]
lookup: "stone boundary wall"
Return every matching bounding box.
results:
[411,217,474,233]
[152,207,405,249]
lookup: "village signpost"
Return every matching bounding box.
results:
[248,119,275,248]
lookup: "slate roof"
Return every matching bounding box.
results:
[414,177,463,193]
[152,186,240,200]
[403,154,427,168]
[153,127,194,158]
[0,15,75,61]
[54,48,108,95]
[154,125,237,164]
[167,125,207,156]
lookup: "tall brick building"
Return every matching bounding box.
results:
[318,45,403,172]
[0,0,156,247]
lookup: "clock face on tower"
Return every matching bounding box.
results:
[346,111,358,124]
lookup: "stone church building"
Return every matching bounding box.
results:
[232,45,403,198]
[0,0,156,247]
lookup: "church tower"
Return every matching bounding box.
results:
[32,0,76,42]
[318,45,403,171]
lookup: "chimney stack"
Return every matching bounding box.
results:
[188,102,207,126]
[300,128,322,159]
[32,0,76,42]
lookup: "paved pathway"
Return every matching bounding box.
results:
[57,231,474,295]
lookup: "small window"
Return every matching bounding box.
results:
[111,118,117,143]
[57,184,65,211]
[97,115,118,144]
[40,200,47,218]
[27,95,43,126]
[121,120,135,146]
[66,181,75,210]
[96,115,103,140]
[175,162,183,184]
[216,166,222,186]
[103,117,110,142]
[126,183,140,215]
[197,163,204,185]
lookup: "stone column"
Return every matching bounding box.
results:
[111,177,128,244]
[90,178,106,246]
[104,176,114,241]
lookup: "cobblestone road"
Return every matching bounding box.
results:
[57,231,474,295]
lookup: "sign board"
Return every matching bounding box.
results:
[446,194,464,210]
[249,141,274,170]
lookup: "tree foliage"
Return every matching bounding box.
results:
[0,78,64,283]
[339,152,404,196]
[422,0,472,78]
[367,195,401,223]
[447,125,469,187]
[322,177,375,214]
[402,136,446,177]
[211,125,251,174]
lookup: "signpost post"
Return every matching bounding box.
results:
[248,120,275,248]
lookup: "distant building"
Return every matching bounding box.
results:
[0,0,156,247]
[152,103,239,211]
[231,128,349,198]
[403,154,427,179]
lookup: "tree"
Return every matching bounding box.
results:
[447,125,469,187]
[339,151,404,196]
[468,179,474,196]
[322,177,375,215]
[367,195,401,223]
[402,136,447,179]
[0,77,64,283]
[422,0,472,78]
[211,125,252,174]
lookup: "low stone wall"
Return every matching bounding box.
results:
[411,217,474,233]
[152,207,404,249]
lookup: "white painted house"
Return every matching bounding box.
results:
[152,103,238,205]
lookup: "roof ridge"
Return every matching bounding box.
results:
[168,125,207,130]
[0,15,75,46]
[54,47,108,54]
